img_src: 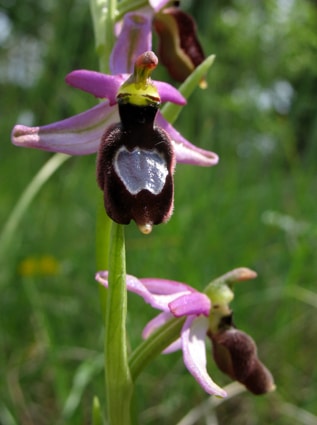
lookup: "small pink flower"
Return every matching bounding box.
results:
[96,269,275,396]
[96,271,227,397]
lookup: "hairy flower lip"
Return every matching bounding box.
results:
[211,328,276,395]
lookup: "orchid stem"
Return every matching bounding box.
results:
[96,205,133,424]
[105,222,133,424]
[91,0,133,422]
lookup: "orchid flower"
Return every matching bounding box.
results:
[96,268,275,397]
[113,0,206,83]
[12,50,218,233]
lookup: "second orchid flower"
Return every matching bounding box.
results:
[96,268,275,397]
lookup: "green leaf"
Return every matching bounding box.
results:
[129,317,185,381]
[62,355,104,420]
[161,54,216,125]
[0,153,69,265]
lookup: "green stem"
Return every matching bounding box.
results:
[96,206,133,424]
[129,317,185,381]
[90,1,215,420]
[90,0,133,422]
[105,223,133,424]
[161,55,216,124]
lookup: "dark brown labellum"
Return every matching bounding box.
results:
[97,103,175,233]
[210,328,275,395]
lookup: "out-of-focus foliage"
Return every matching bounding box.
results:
[185,0,317,164]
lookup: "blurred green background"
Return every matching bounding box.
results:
[1,0,317,424]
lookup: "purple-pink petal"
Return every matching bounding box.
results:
[182,317,227,397]
[66,70,185,106]
[168,293,211,317]
[139,277,196,295]
[110,12,152,74]
[66,71,125,105]
[154,81,186,105]
[11,102,119,155]
[96,272,192,312]
[155,113,219,166]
